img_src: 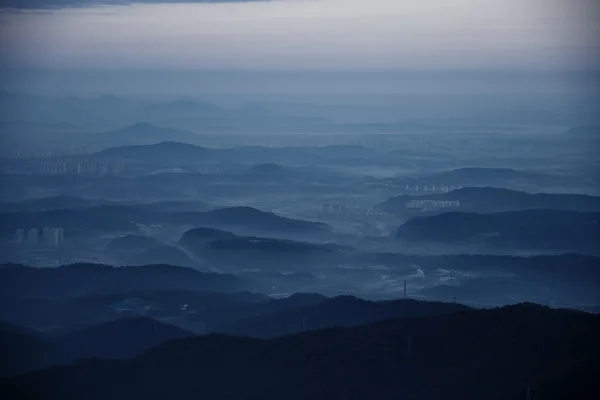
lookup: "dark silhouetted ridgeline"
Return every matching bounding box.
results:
[0,263,247,300]
[2,303,598,399]
[0,317,193,378]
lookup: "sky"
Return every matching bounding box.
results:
[0,0,598,98]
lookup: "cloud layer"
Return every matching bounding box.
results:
[0,0,266,9]
[0,0,598,71]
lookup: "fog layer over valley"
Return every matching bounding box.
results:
[1,93,599,307]
[1,83,600,396]
[1,0,599,397]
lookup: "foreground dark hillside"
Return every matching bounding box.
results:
[2,304,598,400]
[0,317,193,378]
[215,296,470,338]
[0,295,470,378]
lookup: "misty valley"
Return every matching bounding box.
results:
[0,90,598,399]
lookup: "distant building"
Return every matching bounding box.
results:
[332,204,347,214]
[406,200,460,212]
[366,208,385,216]
[57,228,64,245]
[15,229,25,245]
[322,203,356,214]
[42,227,65,247]
[37,158,124,175]
[27,228,39,246]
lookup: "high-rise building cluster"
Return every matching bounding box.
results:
[365,208,388,216]
[38,159,124,175]
[404,184,462,193]
[406,200,460,212]
[322,204,350,214]
[15,227,64,247]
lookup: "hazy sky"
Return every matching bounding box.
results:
[0,0,598,100]
[1,0,598,71]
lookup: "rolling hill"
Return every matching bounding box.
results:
[94,141,217,163]
[564,125,600,138]
[92,122,202,147]
[378,187,600,213]
[395,209,600,254]
[182,206,331,234]
[0,263,247,300]
[216,296,470,338]
[0,317,193,378]
[0,205,331,238]
[3,304,598,400]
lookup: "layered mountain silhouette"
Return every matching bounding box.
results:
[92,123,202,147]
[179,227,237,246]
[180,227,339,270]
[106,235,161,252]
[0,196,100,212]
[381,167,582,192]
[396,209,600,254]
[378,187,600,213]
[182,206,331,234]
[0,289,270,334]
[141,99,223,120]
[107,235,192,267]
[215,296,470,338]
[423,167,550,185]
[85,141,382,166]
[0,263,246,301]
[564,125,600,138]
[0,317,193,378]
[246,163,290,175]
[0,205,331,237]
[95,141,216,163]
[3,304,598,400]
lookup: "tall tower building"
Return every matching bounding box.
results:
[15,229,25,245]
[27,228,39,246]
[56,228,65,246]
[42,227,65,247]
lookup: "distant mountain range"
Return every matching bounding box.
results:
[181,206,331,235]
[4,254,598,334]
[0,196,211,214]
[0,263,246,301]
[179,226,340,270]
[378,187,600,213]
[0,317,193,378]
[396,209,600,254]
[3,303,598,399]
[376,167,585,192]
[91,140,386,167]
[107,235,162,252]
[106,235,192,267]
[179,227,237,245]
[423,167,551,185]
[95,140,216,162]
[0,296,473,378]
[91,122,203,147]
[0,288,271,334]
[564,125,600,138]
[216,296,470,338]
[0,92,333,135]
[0,196,100,212]
[0,205,331,238]
[246,163,290,175]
